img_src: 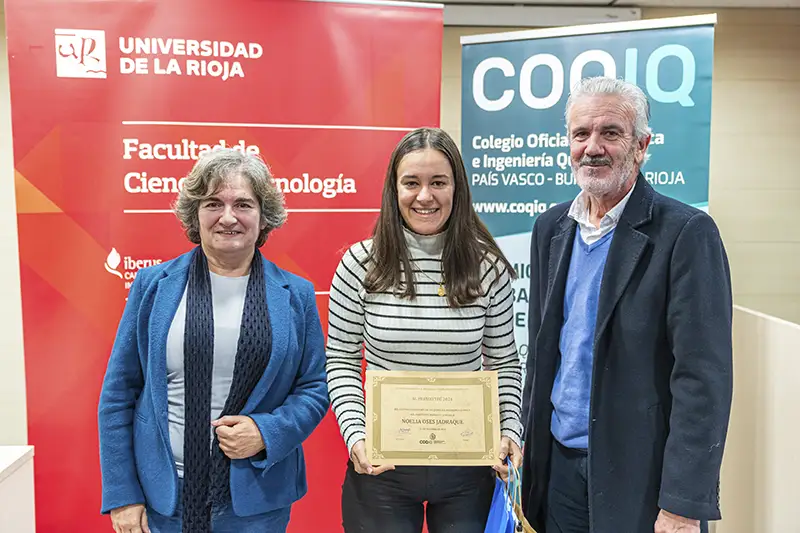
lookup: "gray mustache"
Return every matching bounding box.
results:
[580,156,612,167]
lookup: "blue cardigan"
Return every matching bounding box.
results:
[98,249,329,517]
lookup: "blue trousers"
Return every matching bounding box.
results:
[146,478,291,533]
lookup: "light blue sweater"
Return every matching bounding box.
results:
[551,228,614,450]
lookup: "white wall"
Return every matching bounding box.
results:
[440,8,800,326]
[0,2,29,446]
[716,306,800,532]
[0,447,36,532]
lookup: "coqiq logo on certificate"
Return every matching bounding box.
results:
[54,29,107,79]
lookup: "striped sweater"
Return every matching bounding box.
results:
[325,228,524,454]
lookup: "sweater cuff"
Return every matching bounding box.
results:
[346,430,367,457]
[501,420,523,448]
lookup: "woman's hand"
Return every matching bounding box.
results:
[350,439,395,475]
[492,436,523,482]
[212,415,266,459]
[110,503,150,533]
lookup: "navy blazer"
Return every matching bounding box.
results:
[521,176,733,532]
[98,249,329,517]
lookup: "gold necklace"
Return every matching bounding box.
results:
[416,268,446,297]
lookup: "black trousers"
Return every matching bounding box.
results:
[341,460,495,533]
[546,439,590,533]
[546,439,709,533]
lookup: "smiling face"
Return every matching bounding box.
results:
[395,148,455,235]
[197,173,265,261]
[568,94,649,198]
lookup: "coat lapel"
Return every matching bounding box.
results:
[242,257,290,413]
[149,252,192,438]
[539,213,577,352]
[594,176,655,345]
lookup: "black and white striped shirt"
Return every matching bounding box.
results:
[325,228,524,453]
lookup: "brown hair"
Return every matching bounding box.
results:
[364,127,516,307]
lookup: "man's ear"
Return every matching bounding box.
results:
[636,134,652,165]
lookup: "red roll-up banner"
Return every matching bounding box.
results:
[3,0,442,530]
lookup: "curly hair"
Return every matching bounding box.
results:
[172,148,287,247]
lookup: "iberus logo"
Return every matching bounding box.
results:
[104,248,123,278]
[104,248,163,290]
[54,29,107,79]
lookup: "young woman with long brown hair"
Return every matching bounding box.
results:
[325,127,523,533]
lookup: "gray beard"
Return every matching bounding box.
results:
[573,151,636,198]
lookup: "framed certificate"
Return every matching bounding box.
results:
[365,370,502,466]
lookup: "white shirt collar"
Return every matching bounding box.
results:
[568,180,637,229]
[567,181,637,245]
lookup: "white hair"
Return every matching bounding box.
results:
[565,76,653,140]
[565,76,652,164]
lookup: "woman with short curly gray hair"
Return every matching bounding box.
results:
[99,148,329,533]
[174,148,287,247]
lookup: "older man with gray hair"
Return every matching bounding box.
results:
[520,77,733,533]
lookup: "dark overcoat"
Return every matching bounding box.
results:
[521,176,733,532]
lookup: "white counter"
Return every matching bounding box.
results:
[0,446,35,533]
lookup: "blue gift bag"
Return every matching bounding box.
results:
[484,461,536,533]
[483,475,516,533]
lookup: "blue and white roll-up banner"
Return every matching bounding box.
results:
[461,14,716,367]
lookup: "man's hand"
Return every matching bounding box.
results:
[492,436,523,482]
[211,415,266,460]
[350,439,395,476]
[110,503,150,533]
[654,509,700,533]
